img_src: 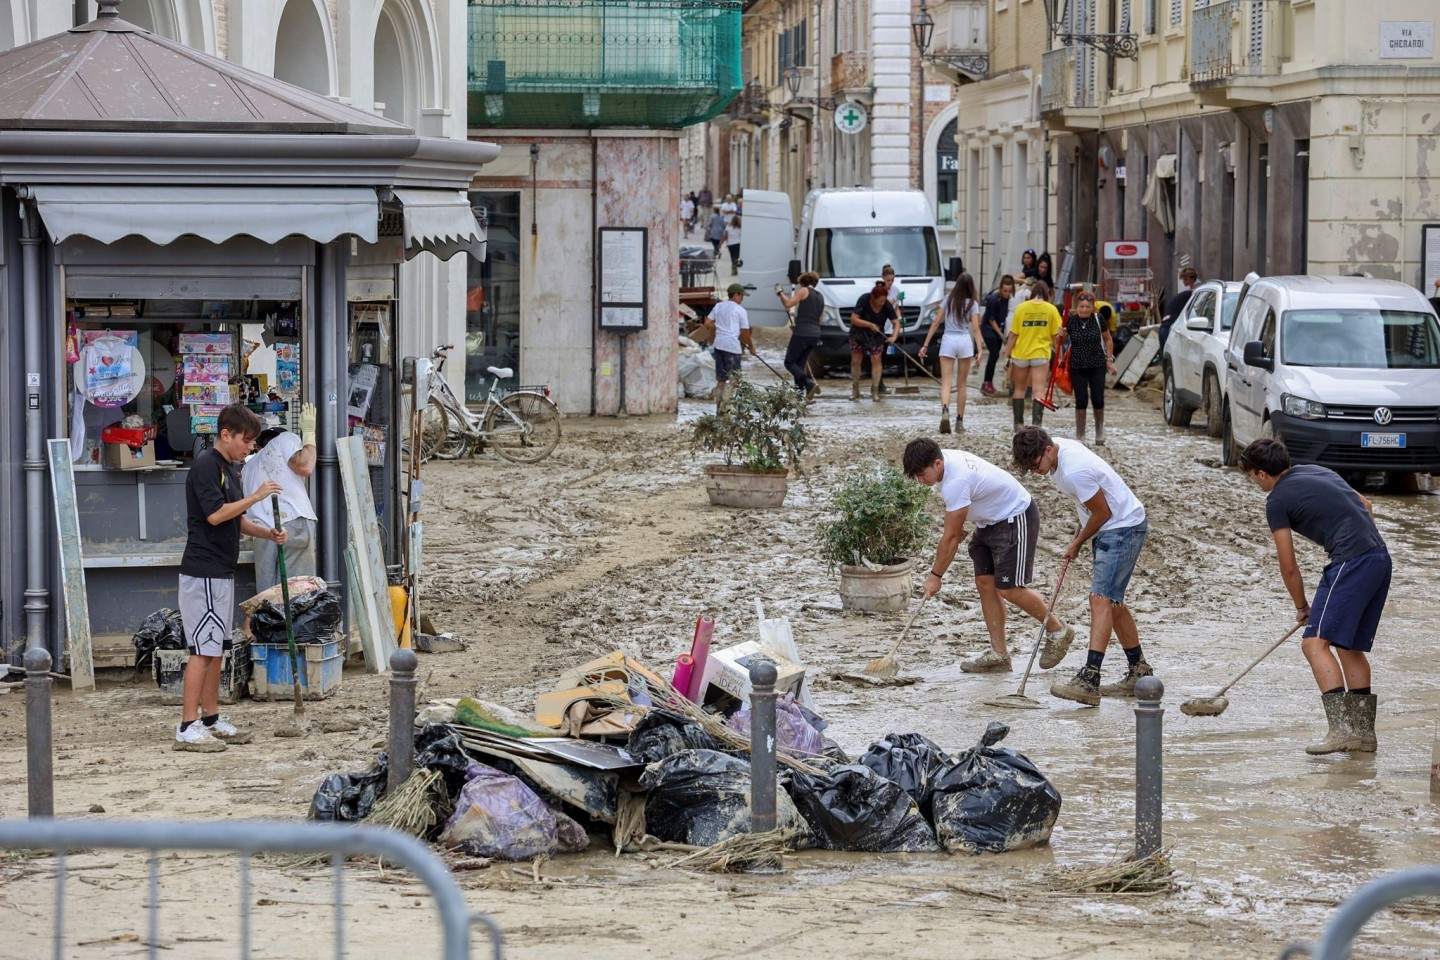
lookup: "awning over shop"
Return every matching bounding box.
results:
[28,185,380,245]
[394,188,486,262]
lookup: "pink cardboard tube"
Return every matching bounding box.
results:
[671,655,695,702]
[687,616,715,703]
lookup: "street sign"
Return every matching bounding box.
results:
[834,101,868,136]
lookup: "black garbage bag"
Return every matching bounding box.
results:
[640,749,804,846]
[820,738,851,764]
[250,590,343,645]
[858,732,954,818]
[626,709,722,764]
[787,763,941,853]
[132,608,185,672]
[930,722,1063,854]
[309,755,389,822]
[415,723,472,796]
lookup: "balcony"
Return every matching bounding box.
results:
[468,0,742,128]
[924,0,989,82]
[1040,47,1097,121]
[831,51,869,94]
[1190,0,1285,86]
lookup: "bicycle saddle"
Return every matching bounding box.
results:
[487,366,514,379]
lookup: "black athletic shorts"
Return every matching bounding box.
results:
[968,500,1040,589]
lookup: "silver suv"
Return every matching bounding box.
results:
[1160,280,1242,438]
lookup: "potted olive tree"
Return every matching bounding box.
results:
[689,375,809,508]
[819,462,934,612]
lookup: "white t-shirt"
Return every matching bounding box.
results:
[242,431,318,528]
[720,201,737,216]
[681,199,695,219]
[938,449,1033,528]
[708,299,749,354]
[1050,438,1146,531]
[943,298,979,337]
[725,224,741,246]
[1006,287,1030,335]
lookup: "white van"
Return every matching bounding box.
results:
[739,188,960,370]
[1219,275,1440,479]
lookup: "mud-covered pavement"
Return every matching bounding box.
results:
[2,335,1439,959]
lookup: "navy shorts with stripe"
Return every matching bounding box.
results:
[968,500,1039,589]
[1305,547,1390,653]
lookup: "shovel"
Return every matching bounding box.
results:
[270,496,308,737]
[862,597,928,679]
[984,557,1071,710]
[1180,622,1303,717]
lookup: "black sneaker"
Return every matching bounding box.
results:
[1051,666,1101,706]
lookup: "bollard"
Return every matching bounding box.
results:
[748,659,778,834]
[387,648,419,793]
[25,647,54,818]
[1133,675,1165,860]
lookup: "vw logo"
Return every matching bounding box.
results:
[1373,407,1393,425]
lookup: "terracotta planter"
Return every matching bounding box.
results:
[838,559,916,613]
[704,465,789,508]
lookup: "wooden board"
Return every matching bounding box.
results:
[47,439,95,691]
[1117,333,1160,389]
[343,547,379,672]
[336,437,395,673]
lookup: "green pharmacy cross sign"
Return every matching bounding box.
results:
[835,101,868,136]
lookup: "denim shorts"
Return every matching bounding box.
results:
[714,348,742,382]
[1091,521,1147,603]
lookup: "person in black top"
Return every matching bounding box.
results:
[1035,253,1053,289]
[174,404,287,753]
[778,270,825,400]
[1160,267,1198,354]
[1240,437,1389,756]
[980,275,1016,394]
[849,281,898,401]
[1063,291,1118,445]
[1019,250,1038,279]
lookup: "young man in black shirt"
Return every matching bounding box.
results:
[175,404,287,753]
[1240,437,1389,755]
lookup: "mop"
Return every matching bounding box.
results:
[270,496,308,738]
[983,557,1071,710]
[1179,622,1303,717]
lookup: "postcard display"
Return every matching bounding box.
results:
[348,301,397,552]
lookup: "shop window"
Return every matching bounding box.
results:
[465,191,522,404]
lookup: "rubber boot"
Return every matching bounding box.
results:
[1306,692,1362,755]
[1095,408,1107,446]
[1076,409,1087,441]
[1011,398,1025,428]
[939,406,951,434]
[871,379,882,402]
[1344,692,1378,752]
[851,379,861,401]
[1031,400,1045,426]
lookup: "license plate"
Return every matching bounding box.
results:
[1361,433,1405,449]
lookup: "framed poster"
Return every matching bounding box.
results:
[598,226,648,331]
[1422,223,1440,298]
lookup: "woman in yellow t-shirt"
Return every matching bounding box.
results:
[1002,280,1063,428]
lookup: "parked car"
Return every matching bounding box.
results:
[1219,275,1440,481]
[1160,280,1242,437]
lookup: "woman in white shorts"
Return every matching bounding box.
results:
[919,271,983,434]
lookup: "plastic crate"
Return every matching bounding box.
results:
[153,640,250,706]
[248,638,343,701]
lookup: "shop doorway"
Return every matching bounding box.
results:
[464,191,521,404]
[935,118,957,231]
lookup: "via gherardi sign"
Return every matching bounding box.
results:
[834,101,868,136]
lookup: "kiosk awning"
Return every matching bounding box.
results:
[394,188,486,262]
[29,185,380,245]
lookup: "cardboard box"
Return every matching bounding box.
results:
[104,440,156,471]
[700,640,805,703]
[535,680,629,729]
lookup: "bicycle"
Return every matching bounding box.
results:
[410,344,561,464]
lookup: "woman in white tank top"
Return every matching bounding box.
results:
[919,272,983,434]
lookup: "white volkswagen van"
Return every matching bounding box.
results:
[1220,275,1440,479]
[738,188,960,371]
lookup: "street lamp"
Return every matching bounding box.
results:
[781,65,836,110]
[784,66,801,97]
[911,5,934,58]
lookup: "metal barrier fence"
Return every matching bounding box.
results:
[0,818,504,960]
[1280,866,1440,960]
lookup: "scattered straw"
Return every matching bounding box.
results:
[367,768,449,840]
[666,830,791,874]
[1051,849,1177,895]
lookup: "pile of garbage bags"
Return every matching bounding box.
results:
[249,589,343,645]
[131,608,186,672]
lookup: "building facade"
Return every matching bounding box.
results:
[1042,0,1440,298]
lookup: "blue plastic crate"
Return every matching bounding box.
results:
[248,639,343,701]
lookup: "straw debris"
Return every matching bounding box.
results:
[665,830,791,873]
[1051,849,1178,895]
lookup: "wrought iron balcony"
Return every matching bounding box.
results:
[1190,0,1285,85]
[468,0,742,128]
[1040,46,1097,116]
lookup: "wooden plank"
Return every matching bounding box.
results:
[1118,333,1160,389]
[47,439,95,691]
[336,437,395,673]
[344,547,379,673]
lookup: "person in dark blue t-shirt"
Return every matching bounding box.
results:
[1239,437,1388,756]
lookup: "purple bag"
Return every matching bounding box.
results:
[439,762,557,861]
[727,692,824,757]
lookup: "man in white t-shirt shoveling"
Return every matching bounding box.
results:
[903,437,1075,673]
[241,403,319,595]
[1011,426,1157,705]
[705,283,757,412]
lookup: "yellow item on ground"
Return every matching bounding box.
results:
[389,584,412,649]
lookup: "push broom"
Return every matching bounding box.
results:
[271,495,308,738]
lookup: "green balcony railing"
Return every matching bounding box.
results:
[467,0,742,128]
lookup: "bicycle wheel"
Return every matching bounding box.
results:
[483,392,562,463]
[407,396,450,463]
[432,397,473,460]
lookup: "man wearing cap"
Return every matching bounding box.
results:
[705,283,758,410]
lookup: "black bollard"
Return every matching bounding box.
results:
[1133,675,1165,860]
[25,647,53,818]
[387,648,419,793]
[748,660,778,833]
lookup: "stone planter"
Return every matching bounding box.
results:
[703,465,789,508]
[837,559,916,613]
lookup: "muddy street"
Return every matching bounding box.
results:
[3,349,1439,959]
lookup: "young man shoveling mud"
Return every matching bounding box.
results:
[1240,438,1388,754]
[903,437,1074,673]
[1012,427,1157,704]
